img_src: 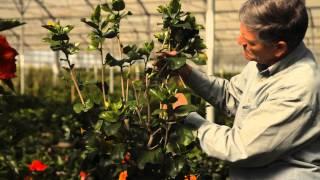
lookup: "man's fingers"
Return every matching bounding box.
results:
[163,50,177,57]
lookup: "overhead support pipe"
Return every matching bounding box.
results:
[205,0,215,122]
[33,0,61,89]
[136,0,151,40]
[12,0,32,94]
[84,0,94,9]
[33,0,56,20]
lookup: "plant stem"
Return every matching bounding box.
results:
[126,65,131,102]
[117,36,125,102]
[145,74,151,130]
[69,67,85,105]
[164,123,171,147]
[61,40,85,105]
[99,46,107,106]
[147,128,163,150]
[120,67,125,102]
[132,81,143,125]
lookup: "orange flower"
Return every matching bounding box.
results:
[184,175,197,180]
[79,171,88,180]
[28,160,48,172]
[161,93,188,109]
[118,170,128,180]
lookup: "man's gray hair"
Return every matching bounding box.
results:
[239,0,308,51]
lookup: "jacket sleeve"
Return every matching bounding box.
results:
[184,64,250,117]
[186,81,320,167]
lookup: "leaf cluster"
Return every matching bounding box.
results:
[105,41,154,68]
[155,0,207,72]
[81,0,132,51]
[42,22,80,60]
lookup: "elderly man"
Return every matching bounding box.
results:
[178,0,320,179]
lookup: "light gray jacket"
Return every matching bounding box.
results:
[185,43,320,179]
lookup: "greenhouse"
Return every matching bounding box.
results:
[0,0,320,179]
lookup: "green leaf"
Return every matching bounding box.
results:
[167,56,186,70]
[101,20,109,30]
[138,41,154,56]
[105,53,122,66]
[83,99,94,112]
[81,18,99,30]
[149,88,165,101]
[63,25,74,33]
[172,22,192,29]
[73,103,83,114]
[101,3,112,12]
[137,148,163,169]
[94,119,104,132]
[166,141,179,154]
[168,0,181,15]
[122,45,134,54]
[103,29,118,38]
[112,0,125,11]
[186,146,202,160]
[176,126,195,146]
[174,105,198,117]
[52,34,69,41]
[42,24,58,33]
[132,80,143,90]
[92,5,101,23]
[152,109,166,116]
[103,122,122,136]
[99,111,119,123]
[192,52,207,65]
[50,44,63,51]
[1,79,14,91]
[167,157,185,178]
[111,100,123,111]
[111,143,126,161]
[167,95,178,104]
[154,32,166,42]
[0,19,25,31]
[127,11,133,16]
[73,100,93,113]
[89,33,101,50]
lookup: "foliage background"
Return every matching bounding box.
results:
[0,68,234,179]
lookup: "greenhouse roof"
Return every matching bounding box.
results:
[0,0,319,71]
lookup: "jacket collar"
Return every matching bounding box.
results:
[256,42,308,77]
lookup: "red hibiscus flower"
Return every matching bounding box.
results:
[28,160,48,172]
[79,171,88,180]
[0,35,18,80]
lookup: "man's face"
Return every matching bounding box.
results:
[237,23,278,65]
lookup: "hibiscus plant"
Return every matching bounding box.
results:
[42,0,216,179]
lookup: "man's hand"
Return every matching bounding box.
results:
[154,50,192,80]
[153,50,179,77]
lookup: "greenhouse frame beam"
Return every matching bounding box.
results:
[10,30,32,49]
[205,0,215,121]
[84,0,94,10]
[33,0,56,20]
[136,0,151,39]
[12,0,31,15]
[17,11,206,21]
[136,0,150,16]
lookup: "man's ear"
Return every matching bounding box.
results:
[274,41,288,58]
